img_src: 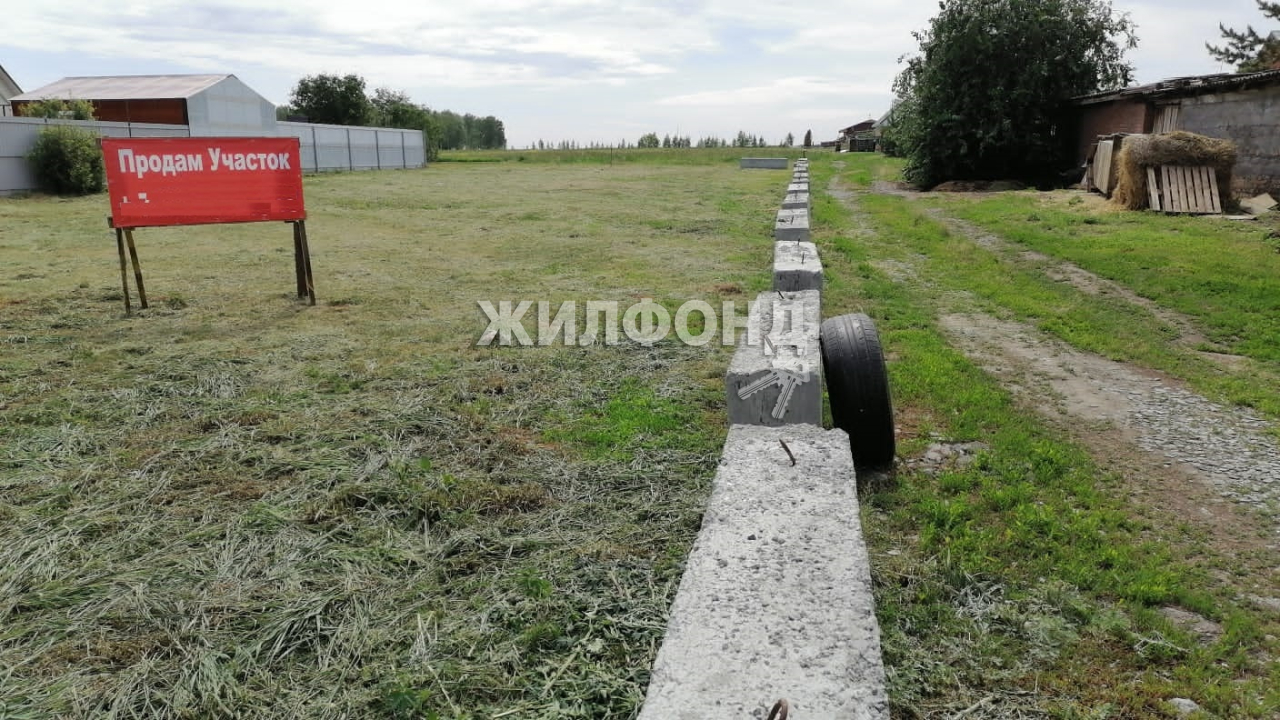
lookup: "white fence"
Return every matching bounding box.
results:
[0,117,188,194]
[0,116,426,194]
[278,121,425,173]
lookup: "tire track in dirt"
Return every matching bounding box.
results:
[830,178,1280,547]
[940,312,1280,522]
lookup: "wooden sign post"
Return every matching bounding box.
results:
[102,136,314,313]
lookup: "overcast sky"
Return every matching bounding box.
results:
[1,1,1270,148]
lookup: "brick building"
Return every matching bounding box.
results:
[1068,69,1280,195]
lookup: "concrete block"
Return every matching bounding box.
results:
[793,173,810,182]
[638,423,887,720]
[774,208,810,243]
[773,241,823,292]
[725,290,822,426]
[787,182,808,194]
[740,157,789,169]
[782,191,810,211]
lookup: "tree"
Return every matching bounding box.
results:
[782,132,794,147]
[893,0,1137,188]
[21,99,95,120]
[1207,1,1280,72]
[803,129,813,148]
[474,116,506,149]
[370,88,426,129]
[436,110,467,150]
[637,132,660,148]
[289,73,373,126]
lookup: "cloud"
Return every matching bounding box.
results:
[657,76,883,107]
[2,0,1255,148]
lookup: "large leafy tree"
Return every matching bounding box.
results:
[289,73,373,126]
[1207,1,1280,72]
[370,88,427,129]
[893,0,1137,188]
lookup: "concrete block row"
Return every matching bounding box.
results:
[775,208,810,243]
[725,290,822,427]
[638,157,887,719]
[773,240,823,292]
[637,423,889,720]
[740,157,789,169]
[782,190,810,211]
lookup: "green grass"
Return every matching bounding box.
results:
[939,193,1280,364]
[439,147,812,166]
[813,154,1280,717]
[6,149,1279,719]
[0,160,783,718]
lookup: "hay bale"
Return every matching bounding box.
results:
[1111,131,1237,211]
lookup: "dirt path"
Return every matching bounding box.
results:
[922,209,1254,370]
[830,178,1280,559]
[940,312,1280,523]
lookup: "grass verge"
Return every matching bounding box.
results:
[811,153,1280,718]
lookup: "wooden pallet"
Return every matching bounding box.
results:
[1092,140,1114,195]
[1146,165,1222,214]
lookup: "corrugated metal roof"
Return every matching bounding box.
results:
[1070,68,1280,105]
[11,74,230,101]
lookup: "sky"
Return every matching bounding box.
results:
[0,1,1271,148]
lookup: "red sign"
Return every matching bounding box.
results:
[102,137,305,228]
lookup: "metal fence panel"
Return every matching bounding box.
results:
[2,117,426,193]
[0,117,190,193]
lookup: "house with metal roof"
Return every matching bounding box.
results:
[0,64,20,117]
[10,74,277,136]
[1068,68,1280,196]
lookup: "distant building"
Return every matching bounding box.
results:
[838,120,877,152]
[0,64,20,117]
[1068,68,1280,195]
[10,74,277,136]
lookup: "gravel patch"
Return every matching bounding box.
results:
[942,312,1280,526]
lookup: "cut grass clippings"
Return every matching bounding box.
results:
[0,157,786,718]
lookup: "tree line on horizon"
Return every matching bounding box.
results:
[528,130,799,151]
[276,74,506,159]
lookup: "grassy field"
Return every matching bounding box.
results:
[438,147,812,165]
[4,149,1279,719]
[0,158,786,718]
[814,154,1280,717]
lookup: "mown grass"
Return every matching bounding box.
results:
[0,160,785,717]
[439,147,812,166]
[812,154,1280,717]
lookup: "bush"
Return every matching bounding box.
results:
[21,98,96,120]
[27,125,105,195]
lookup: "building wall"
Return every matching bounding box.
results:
[186,76,277,136]
[1073,99,1150,165]
[1177,85,1280,196]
